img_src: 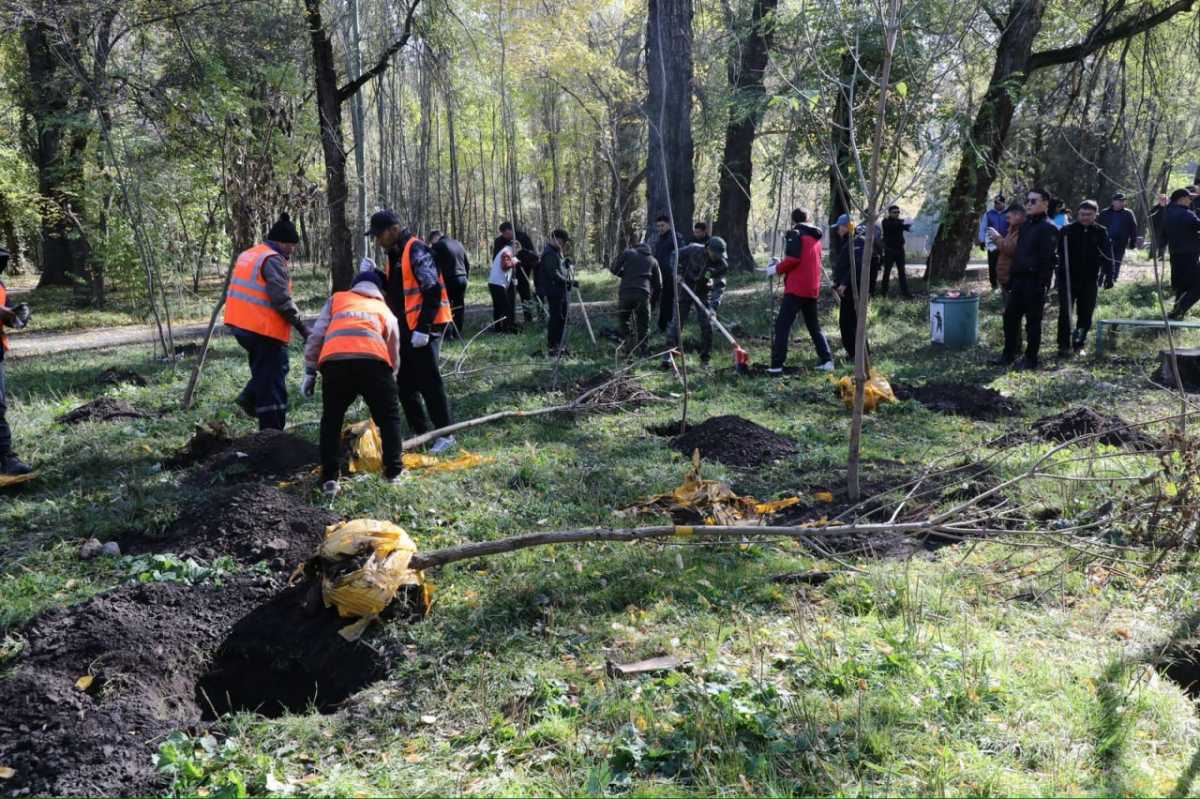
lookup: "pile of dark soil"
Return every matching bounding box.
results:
[119,483,338,570]
[95,367,148,387]
[57,397,150,425]
[165,421,235,470]
[668,415,796,468]
[0,578,390,795]
[893,381,1022,421]
[573,371,660,409]
[1004,407,1162,450]
[188,429,319,485]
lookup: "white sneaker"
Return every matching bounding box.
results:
[816,360,835,372]
[765,367,783,375]
[430,436,457,455]
[322,480,340,498]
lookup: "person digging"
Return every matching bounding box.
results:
[302,270,404,497]
[609,240,662,359]
[0,247,32,477]
[760,207,834,374]
[662,235,730,368]
[223,213,311,430]
[366,210,457,454]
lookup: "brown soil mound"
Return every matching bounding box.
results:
[57,397,150,425]
[669,415,796,468]
[119,483,338,571]
[95,367,148,387]
[1002,407,1162,450]
[188,429,319,485]
[165,421,235,470]
[0,579,391,796]
[893,381,1022,421]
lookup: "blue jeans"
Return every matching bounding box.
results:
[0,359,10,457]
[233,330,289,430]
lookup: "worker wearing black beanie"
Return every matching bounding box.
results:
[222,212,310,430]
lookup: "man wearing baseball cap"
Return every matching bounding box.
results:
[1097,192,1140,282]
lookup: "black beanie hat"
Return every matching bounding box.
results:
[267,213,300,244]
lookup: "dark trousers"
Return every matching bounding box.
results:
[489,283,514,331]
[1172,252,1200,315]
[0,360,10,458]
[617,290,651,357]
[507,266,534,324]
[666,282,713,359]
[233,329,288,430]
[397,331,452,435]
[445,278,468,338]
[773,294,832,367]
[838,289,866,361]
[1002,274,1046,364]
[319,359,403,482]
[987,250,999,289]
[657,279,675,333]
[881,247,910,296]
[1110,242,1128,282]
[1056,269,1099,350]
[545,286,570,351]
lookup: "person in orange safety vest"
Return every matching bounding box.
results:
[0,247,33,477]
[363,210,457,455]
[302,269,403,496]
[223,213,310,430]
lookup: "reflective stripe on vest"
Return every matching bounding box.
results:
[397,237,453,331]
[223,243,292,342]
[318,291,395,368]
[0,280,7,352]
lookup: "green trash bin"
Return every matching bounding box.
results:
[929,292,979,348]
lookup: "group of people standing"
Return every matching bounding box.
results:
[487,223,576,356]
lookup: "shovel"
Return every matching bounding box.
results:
[677,280,750,374]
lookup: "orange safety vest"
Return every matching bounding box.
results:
[0,280,7,353]
[223,243,293,342]
[318,291,396,369]
[385,237,453,331]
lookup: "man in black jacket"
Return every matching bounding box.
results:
[653,215,684,333]
[492,222,536,324]
[368,211,456,453]
[664,236,729,366]
[428,230,470,338]
[879,205,913,298]
[998,189,1058,369]
[1096,193,1139,282]
[610,242,662,357]
[1165,189,1200,319]
[1148,193,1170,260]
[832,219,875,361]
[539,229,573,355]
[1056,200,1114,356]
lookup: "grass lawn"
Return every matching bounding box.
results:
[3,262,1200,796]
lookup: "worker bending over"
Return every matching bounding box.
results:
[223,213,310,430]
[303,270,403,496]
[366,210,457,454]
[0,247,32,476]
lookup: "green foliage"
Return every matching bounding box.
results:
[154,731,265,797]
[119,553,240,585]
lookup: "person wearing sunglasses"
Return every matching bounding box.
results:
[996,189,1058,370]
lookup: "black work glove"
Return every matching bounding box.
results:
[1102,273,1114,290]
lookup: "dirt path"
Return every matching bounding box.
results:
[6,286,764,359]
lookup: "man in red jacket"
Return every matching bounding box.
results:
[761,208,834,374]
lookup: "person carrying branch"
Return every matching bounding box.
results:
[610,240,662,358]
[367,210,457,454]
[223,213,310,430]
[539,229,574,356]
[1166,188,1200,319]
[662,236,729,368]
[761,208,834,373]
[996,188,1058,370]
[1056,200,1114,357]
[302,269,403,497]
[0,248,32,477]
[428,230,470,339]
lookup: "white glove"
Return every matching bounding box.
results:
[301,372,317,398]
[760,262,778,277]
[411,330,431,348]
[358,257,377,274]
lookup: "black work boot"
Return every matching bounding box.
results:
[2,455,33,476]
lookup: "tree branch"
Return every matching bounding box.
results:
[1028,0,1194,70]
[336,0,422,104]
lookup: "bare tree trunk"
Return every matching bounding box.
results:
[645,0,694,233]
[713,0,777,271]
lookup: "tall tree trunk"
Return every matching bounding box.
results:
[23,21,91,288]
[714,0,777,270]
[306,0,354,289]
[345,0,368,261]
[826,53,856,225]
[645,0,695,233]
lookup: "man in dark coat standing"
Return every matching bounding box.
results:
[1096,193,1139,282]
[998,189,1058,370]
[1165,189,1200,319]
[1056,200,1114,356]
[539,229,573,355]
[428,230,470,338]
[653,215,685,334]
